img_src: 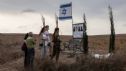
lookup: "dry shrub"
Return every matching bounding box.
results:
[33,51,126,71]
[33,57,56,71]
[0,45,23,65]
[77,56,125,71]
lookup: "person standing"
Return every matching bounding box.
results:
[24,33,29,67]
[44,25,52,57]
[39,26,48,60]
[21,33,29,68]
[51,28,61,62]
[26,32,36,70]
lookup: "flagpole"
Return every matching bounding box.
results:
[71,2,75,53]
[71,2,74,39]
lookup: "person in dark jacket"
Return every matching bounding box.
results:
[51,28,61,62]
[22,33,29,68]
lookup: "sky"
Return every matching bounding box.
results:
[0,0,126,35]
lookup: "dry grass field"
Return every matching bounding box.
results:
[0,33,126,71]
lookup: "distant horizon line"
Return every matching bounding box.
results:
[0,32,126,36]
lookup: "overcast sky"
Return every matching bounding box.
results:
[0,0,126,35]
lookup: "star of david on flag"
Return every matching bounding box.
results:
[59,3,72,20]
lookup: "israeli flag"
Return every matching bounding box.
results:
[59,3,72,20]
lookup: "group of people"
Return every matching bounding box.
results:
[21,25,61,70]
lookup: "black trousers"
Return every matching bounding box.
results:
[51,45,60,61]
[24,49,28,67]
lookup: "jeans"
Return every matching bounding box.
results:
[41,45,48,60]
[27,48,35,68]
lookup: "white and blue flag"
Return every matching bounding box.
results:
[59,3,72,20]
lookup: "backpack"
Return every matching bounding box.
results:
[21,42,27,51]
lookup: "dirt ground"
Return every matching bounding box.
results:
[0,33,126,71]
[0,48,77,71]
